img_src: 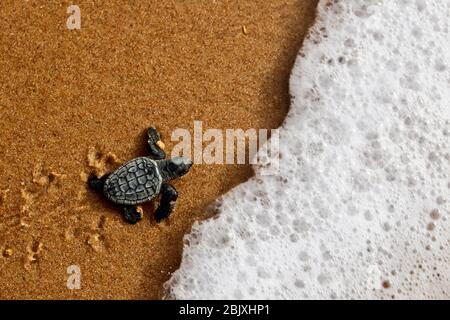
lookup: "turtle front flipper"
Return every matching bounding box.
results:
[122,206,143,224]
[147,127,166,160]
[154,183,178,222]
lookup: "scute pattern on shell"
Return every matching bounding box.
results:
[103,157,162,205]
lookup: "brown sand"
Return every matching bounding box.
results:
[0,0,317,299]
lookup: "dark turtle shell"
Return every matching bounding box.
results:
[103,157,162,205]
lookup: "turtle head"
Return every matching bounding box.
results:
[162,157,193,180]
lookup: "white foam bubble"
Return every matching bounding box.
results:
[165,0,450,299]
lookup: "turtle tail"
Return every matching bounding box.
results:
[88,175,107,193]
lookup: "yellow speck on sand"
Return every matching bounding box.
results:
[3,248,13,257]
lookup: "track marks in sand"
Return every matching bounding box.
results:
[32,163,65,189]
[0,162,66,271]
[24,239,44,270]
[77,146,121,211]
[64,214,109,253]
[63,147,122,253]
[0,163,66,232]
[86,214,109,253]
[0,151,116,271]
[20,163,66,229]
[86,146,121,178]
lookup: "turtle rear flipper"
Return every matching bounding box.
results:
[147,127,166,160]
[155,183,178,222]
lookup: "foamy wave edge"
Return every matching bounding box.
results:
[165,0,450,299]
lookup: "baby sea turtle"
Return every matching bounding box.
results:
[88,127,192,224]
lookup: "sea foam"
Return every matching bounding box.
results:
[166,0,450,299]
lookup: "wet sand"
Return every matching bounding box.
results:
[0,0,317,299]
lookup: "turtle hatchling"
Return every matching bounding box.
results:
[88,127,193,224]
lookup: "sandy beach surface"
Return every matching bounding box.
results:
[0,0,317,299]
